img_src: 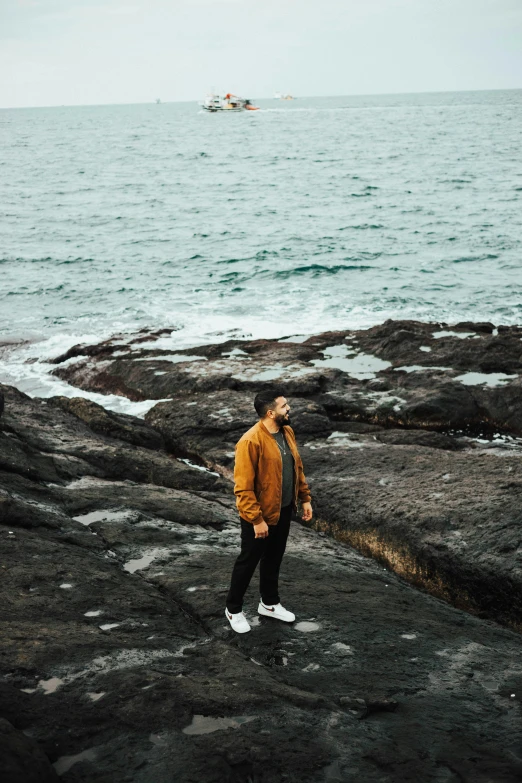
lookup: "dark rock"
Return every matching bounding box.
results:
[374,429,465,450]
[48,396,165,450]
[396,383,483,431]
[0,383,227,493]
[49,320,522,434]
[0,717,59,783]
[338,697,399,719]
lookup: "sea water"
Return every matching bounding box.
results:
[1,91,521,399]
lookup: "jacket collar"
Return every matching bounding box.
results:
[257,420,288,437]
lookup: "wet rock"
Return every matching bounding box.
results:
[50,320,522,435]
[46,324,522,628]
[62,483,232,529]
[0,383,227,493]
[145,391,332,470]
[0,717,59,783]
[338,697,398,719]
[374,429,465,450]
[48,396,165,450]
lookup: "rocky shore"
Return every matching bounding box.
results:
[1,319,522,782]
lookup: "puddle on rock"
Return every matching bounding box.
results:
[178,458,220,476]
[86,692,105,702]
[38,677,64,694]
[53,747,99,775]
[221,347,249,358]
[60,583,73,589]
[302,663,320,672]
[330,642,354,655]
[84,610,103,617]
[182,714,256,735]
[311,345,391,379]
[73,509,134,526]
[135,354,207,363]
[240,364,316,382]
[454,371,518,387]
[149,731,169,746]
[394,365,451,373]
[295,621,321,633]
[99,623,120,631]
[432,330,477,339]
[123,547,170,574]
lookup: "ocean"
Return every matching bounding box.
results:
[1,89,521,406]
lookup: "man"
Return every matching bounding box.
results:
[225,391,313,633]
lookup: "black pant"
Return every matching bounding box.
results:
[226,505,292,614]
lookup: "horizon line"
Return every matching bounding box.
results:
[1,86,521,111]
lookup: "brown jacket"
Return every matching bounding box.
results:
[234,420,312,526]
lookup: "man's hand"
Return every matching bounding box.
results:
[254,520,269,539]
[301,502,313,521]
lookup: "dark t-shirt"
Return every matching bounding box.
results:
[272,429,295,507]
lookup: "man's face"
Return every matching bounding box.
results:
[270,396,291,427]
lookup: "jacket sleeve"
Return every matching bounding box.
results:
[234,438,265,525]
[286,426,312,504]
[297,459,312,503]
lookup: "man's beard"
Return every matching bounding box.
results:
[275,412,291,428]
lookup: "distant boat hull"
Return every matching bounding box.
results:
[200,93,259,112]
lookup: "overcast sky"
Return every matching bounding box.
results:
[1,0,521,108]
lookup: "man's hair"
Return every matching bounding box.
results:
[254,391,284,418]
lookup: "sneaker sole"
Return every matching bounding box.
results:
[258,605,295,623]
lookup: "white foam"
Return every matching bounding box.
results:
[0,331,173,416]
[278,334,312,343]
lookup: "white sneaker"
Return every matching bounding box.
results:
[225,608,251,634]
[258,602,295,622]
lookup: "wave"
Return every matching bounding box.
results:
[339,224,383,231]
[216,250,280,266]
[272,263,375,279]
[451,254,499,264]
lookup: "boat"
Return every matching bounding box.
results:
[274,92,294,100]
[200,93,259,112]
